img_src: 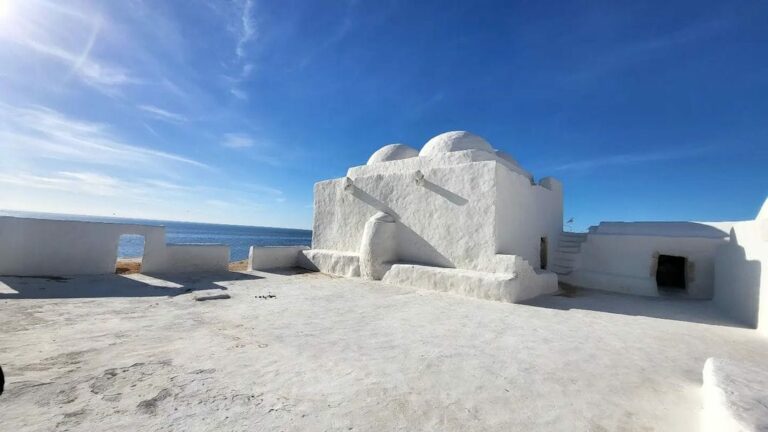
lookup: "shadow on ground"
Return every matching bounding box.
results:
[0,271,262,300]
[521,284,747,328]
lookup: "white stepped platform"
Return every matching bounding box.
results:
[381,263,557,303]
[701,358,768,432]
[299,249,360,277]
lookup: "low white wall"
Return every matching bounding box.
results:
[381,257,557,303]
[0,216,230,276]
[714,219,768,332]
[0,216,164,276]
[298,249,360,277]
[143,244,230,274]
[248,246,309,270]
[564,229,727,298]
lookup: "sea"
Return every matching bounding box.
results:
[0,210,312,262]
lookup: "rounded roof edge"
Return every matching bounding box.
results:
[419,131,494,156]
[367,143,419,165]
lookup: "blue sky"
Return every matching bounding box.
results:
[0,0,765,230]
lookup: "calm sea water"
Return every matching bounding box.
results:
[0,210,312,261]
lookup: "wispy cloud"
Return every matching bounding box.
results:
[0,104,207,169]
[236,0,256,59]
[548,146,712,171]
[1,2,138,95]
[221,133,255,148]
[0,171,186,199]
[229,87,248,100]
[567,19,733,82]
[138,104,188,123]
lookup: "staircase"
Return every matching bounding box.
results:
[551,232,588,276]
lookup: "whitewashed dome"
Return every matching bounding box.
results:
[367,143,419,165]
[419,131,493,156]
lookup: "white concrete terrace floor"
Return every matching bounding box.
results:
[0,269,766,432]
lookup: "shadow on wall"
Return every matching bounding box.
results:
[396,222,455,268]
[715,228,763,329]
[351,187,400,219]
[422,180,468,206]
[521,286,748,328]
[350,182,462,269]
[0,271,261,300]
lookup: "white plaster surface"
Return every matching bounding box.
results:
[298,249,360,277]
[593,221,733,238]
[147,244,230,274]
[714,217,768,334]
[358,212,397,280]
[701,357,768,432]
[562,231,726,298]
[0,217,229,276]
[1,271,767,431]
[382,261,557,303]
[313,152,561,272]
[307,131,563,303]
[248,246,309,271]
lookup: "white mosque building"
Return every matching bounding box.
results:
[271,131,767,332]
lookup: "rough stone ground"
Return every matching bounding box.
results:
[1,269,766,431]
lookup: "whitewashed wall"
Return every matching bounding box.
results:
[495,166,562,269]
[714,211,768,332]
[562,222,731,298]
[311,152,559,274]
[248,246,309,270]
[0,216,229,276]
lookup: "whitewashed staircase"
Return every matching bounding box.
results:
[551,232,588,276]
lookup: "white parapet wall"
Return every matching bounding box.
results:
[248,245,309,270]
[298,249,361,277]
[713,203,768,332]
[0,216,230,276]
[143,244,230,274]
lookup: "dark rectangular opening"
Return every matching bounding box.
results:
[539,237,548,270]
[656,254,686,291]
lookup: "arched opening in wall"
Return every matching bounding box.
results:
[656,254,686,292]
[116,234,145,275]
[539,237,548,270]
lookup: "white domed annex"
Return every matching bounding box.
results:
[419,131,494,156]
[367,143,419,165]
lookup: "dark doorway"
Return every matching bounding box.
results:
[540,237,548,270]
[656,255,686,291]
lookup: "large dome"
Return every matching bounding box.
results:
[419,131,493,156]
[367,143,419,165]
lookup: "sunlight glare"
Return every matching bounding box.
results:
[0,0,11,21]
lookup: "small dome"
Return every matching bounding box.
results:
[367,144,419,165]
[419,131,493,156]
